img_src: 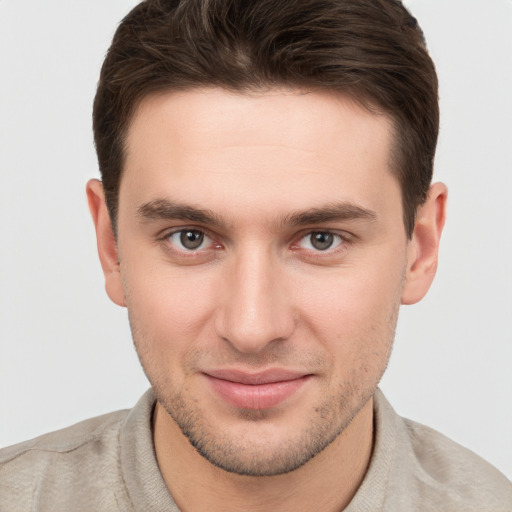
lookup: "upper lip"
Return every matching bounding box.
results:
[204,368,310,385]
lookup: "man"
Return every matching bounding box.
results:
[1,0,510,510]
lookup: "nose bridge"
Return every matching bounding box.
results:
[215,242,295,353]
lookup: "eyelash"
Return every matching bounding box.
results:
[158,228,221,257]
[290,230,353,262]
[158,227,353,259]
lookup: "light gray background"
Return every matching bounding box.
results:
[1,0,511,479]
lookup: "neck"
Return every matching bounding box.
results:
[153,398,374,512]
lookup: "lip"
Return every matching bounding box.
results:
[203,369,312,410]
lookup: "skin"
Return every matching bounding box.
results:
[87,88,446,511]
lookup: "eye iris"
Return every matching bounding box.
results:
[311,232,333,250]
[180,230,204,249]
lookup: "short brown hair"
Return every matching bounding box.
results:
[93,0,438,237]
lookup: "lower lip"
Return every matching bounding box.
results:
[205,375,310,410]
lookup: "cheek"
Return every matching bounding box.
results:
[295,256,405,355]
[121,261,220,356]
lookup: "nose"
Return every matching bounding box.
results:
[214,246,296,354]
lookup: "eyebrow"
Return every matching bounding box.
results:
[137,199,377,228]
[283,203,377,226]
[137,199,224,227]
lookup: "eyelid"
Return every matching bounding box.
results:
[158,226,222,253]
[290,229,354,259]
[158,225,211,241]
[155,225,354,260]
[294,228,353,244]
[298,232,342,250]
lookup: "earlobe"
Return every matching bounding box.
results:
[401,182,448,305]
[86,179,127,307]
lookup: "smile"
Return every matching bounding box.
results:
[203,369,312,410]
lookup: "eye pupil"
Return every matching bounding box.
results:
[311,232,333,250]
[180,230,204,249]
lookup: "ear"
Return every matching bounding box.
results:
[86,179,126,307]
[401,182,448,305]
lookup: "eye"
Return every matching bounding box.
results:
[168,229,211,251]
[297,231,344,251]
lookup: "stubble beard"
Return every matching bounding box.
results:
[132,333,397,478]
[127,285,401,477]
[154,376,377,476]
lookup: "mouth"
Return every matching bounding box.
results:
[202,369,312,410]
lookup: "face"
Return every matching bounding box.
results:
[115,88,410,476]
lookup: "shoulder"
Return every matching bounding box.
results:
[363,390,512,512]
[0,409,130,511]
[0,408,128,464]
[402,417,512,509]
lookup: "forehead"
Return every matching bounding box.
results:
[121,88,400,226]
[126,87,392,161]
